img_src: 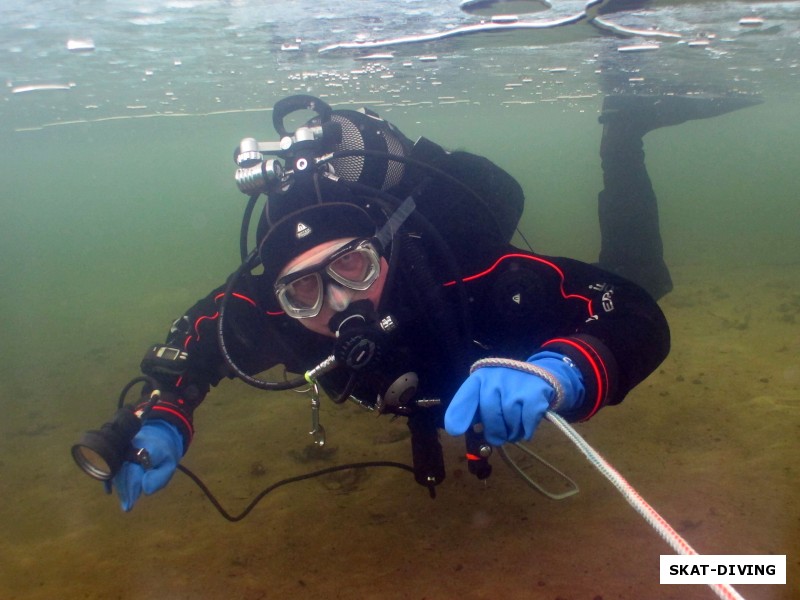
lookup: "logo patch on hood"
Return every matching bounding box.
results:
[295,221,312,239]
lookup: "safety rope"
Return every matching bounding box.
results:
[545,411,746,600]
[473,358,746,600]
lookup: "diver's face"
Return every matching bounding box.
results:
[276,237,388,337]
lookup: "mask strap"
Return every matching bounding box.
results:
[375,196,416,250]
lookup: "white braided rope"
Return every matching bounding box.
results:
[470,357,566,411]
[545,411,746,600]
[470,357,747,600]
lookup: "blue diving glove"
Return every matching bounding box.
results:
[112,420,184,512]
[445,351,585,446]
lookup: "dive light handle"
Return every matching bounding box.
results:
[465,425,493,480]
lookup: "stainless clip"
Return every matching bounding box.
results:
[308,382,326,447]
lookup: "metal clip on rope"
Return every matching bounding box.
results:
[496,442,579,500]
[308,382,326,447]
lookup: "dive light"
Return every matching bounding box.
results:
[71,406,146,481]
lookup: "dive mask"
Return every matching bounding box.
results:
[274,238,382,319]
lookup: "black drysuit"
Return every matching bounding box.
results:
[136,147,671,457]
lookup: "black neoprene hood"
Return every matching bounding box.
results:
[259,202,378,290]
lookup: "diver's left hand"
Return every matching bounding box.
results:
[444,351,585,446]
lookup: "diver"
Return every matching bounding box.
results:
[72,91,759,511]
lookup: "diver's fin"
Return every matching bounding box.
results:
[598,93,764,134]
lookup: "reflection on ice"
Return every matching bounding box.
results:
[320,0,681,54]
[66,39,95,53]
[617,43,661,53]
[738,17,765,27]
[1,0,797,130]
[11,83,74,94]
[460,0,552,17]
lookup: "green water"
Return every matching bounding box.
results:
[1,96,798,599]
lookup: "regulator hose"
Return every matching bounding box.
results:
[217,250,307,391]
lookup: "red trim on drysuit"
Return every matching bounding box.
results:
[443,253,595,318]
[164,292,260,443]
[150,404,194,443]
[181,292,258,350]
[446,253,608,421]
[542,337,608,420]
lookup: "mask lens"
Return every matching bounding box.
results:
[277,272,323,318]
[327,245,379,289]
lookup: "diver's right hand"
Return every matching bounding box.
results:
[112,420,183,512]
